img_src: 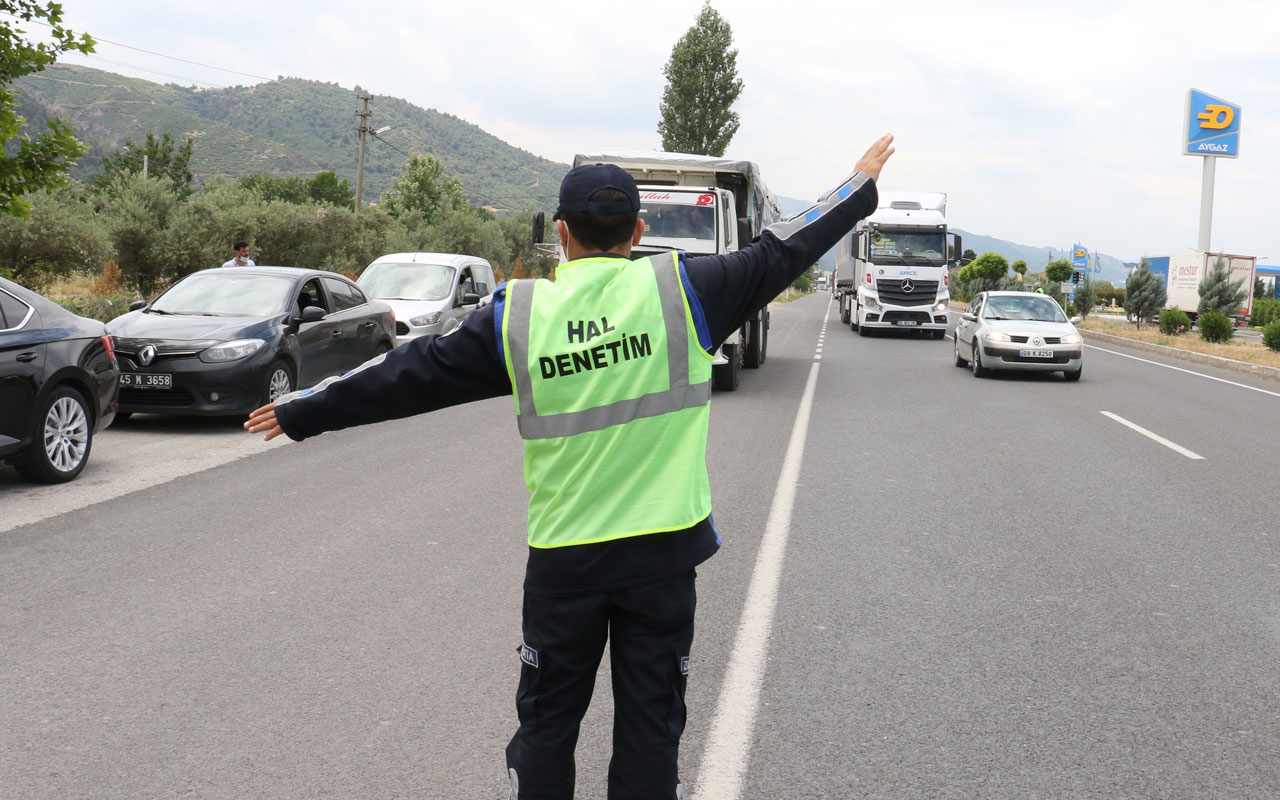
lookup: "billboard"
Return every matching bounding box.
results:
[1184,89,1241,158]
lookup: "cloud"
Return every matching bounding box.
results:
[51,0,1280,260]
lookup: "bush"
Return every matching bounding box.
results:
[1159,307,1192,336]
[1263,320,1280,352]
[1197,310,1233,343]
[1251,297,1280,328]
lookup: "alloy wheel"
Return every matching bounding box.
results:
[43,396,89,474]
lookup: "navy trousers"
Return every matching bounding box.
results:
[505,570,697,800]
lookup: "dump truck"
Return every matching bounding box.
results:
[571,151,781,390]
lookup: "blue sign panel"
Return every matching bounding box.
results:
[1071,245,1088,271]
[1184,89,1241,158]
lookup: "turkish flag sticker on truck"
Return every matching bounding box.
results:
[696,194,715,206]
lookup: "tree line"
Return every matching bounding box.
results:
[0,129,556,296]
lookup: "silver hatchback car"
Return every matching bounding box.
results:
[357,253,496,343]
[953,291,1084,380]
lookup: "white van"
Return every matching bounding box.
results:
[357,253,496,342]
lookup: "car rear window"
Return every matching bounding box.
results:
[0,289,32,329]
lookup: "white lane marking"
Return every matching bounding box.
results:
[1100,411,1205,460]
[1086,344,1280,399]
[695,362,822,799]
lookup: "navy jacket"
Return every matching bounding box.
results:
[274,171,879,596]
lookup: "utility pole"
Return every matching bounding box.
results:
[354,94,372,213]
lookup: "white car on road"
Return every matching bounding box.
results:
[953,291,1084,381]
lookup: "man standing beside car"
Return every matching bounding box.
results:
[222,241,255,267]
[245,134,895,799]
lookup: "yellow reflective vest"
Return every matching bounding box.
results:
[501,252,715,548]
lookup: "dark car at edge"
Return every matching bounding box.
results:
[105,267,395,417]
[1,276,120,483]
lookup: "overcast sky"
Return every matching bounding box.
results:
[37,0,1280,262]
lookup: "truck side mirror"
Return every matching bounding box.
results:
[949,233,963,267]
[532,211,545,245]
[737,217,751,245]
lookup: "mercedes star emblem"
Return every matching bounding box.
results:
[901,279,915,293]
[139,345,156,366]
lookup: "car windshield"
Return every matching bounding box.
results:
[983,295,1067,323]
[150,273,294,316]
[639,197,717,243]
[358,263,456,301]
[870,231,946,266]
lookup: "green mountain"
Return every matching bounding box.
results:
[13,63,567,210]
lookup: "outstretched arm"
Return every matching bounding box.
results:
[244,302,511,442]
[684,134,895,346]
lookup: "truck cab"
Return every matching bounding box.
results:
[569,152,781,390]
[836,192,961,338]
[632,187,738,258]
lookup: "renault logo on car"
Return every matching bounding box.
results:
[138,345,156,366]
[901,279,915,293]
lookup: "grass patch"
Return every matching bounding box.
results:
[1079,317,1280,368]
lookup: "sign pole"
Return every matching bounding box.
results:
[1197,156,1216,252]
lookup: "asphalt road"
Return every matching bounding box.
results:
[3,294,1278,799]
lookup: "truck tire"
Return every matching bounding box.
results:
[712,342,741,391]
[850,302,859,332]
[743,311,765,368]
[839,298,850,325]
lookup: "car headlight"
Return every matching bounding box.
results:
[199,339,266,363]
[862,296,880,311]
[983,330,1012,342]
[933,299,948,312]
[409,312,442,327]
[1061,333,1082,345]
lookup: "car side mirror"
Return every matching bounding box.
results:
[962,312,977,322]
[1069,316,1083,325]
[299,306,326,323]
[532,211,545,245]
[129,300,147,311]
[462,292,481,306]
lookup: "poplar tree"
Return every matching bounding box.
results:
[657,3,743,156]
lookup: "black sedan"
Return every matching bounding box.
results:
[1,277,120,483]
[106,267,395,417]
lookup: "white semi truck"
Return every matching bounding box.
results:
[570,151,782,390]
[834,191,961,339]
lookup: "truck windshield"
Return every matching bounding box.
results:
[870,231,946,266]
[639,195,717,251]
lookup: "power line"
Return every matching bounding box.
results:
[368,133,411,160]
[70,54,219,87]
[11,15,274,82]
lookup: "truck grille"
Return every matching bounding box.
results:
[876,279,938,306]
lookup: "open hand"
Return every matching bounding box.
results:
[244,402,285,441]
[854,134,895,183]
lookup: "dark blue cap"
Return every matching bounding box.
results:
[553,164,640,220]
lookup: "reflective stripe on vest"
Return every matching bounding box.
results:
[501,251,714,548]
[506,253,711,440]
